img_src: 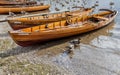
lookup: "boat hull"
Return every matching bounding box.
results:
[0,1,37,5]
[0,5,50,14]
[9,10,117,47]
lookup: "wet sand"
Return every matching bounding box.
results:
[0,0,120,75]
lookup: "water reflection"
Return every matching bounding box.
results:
[81,21,115,45]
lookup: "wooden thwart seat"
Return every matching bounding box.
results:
[61,20,67,27]
[48,23,54,29]
[40,25,46,30]
[32,26,40,32]
[54,22,60,28]
[22,28,32,32]
[93,16,108,20]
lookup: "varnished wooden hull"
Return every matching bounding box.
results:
[8,8,93,30]
[9,10,117,47]
[0,1,37,5]
[0,5,50,14]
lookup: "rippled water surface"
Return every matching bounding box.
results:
[0,0,120,75]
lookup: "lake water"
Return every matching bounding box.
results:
[0,0,120,75]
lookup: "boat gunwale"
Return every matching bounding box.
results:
[0,4,50,8]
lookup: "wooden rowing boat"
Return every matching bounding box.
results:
[0,0,37,5]
[0,4,50,14]
[8,9,117,47]
[8,8,93,30]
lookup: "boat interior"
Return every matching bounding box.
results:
[14,11,115,33]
